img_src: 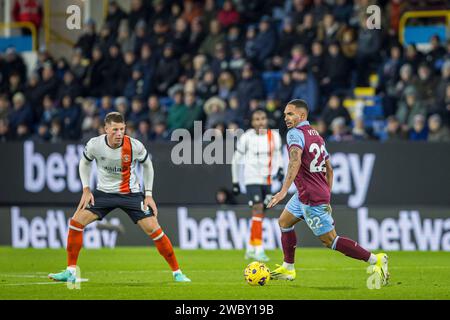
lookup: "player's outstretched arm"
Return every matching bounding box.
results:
[77,157,94,212]
[325,159,333,191]
[142,157,158,216]
[267,146,302,208]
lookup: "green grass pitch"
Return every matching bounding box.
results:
[0,246,449,300]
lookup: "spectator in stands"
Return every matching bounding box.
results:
[136,42,157,93]
[105,0,128,38]
[80,98,97,140]
[0,95,10,121]
[57,70,82,102]
[328,117,353,142]
[83,46,108,97]
[151,119,170,141]
[104,43,126,96]
[275,72,295,107]
[409,114,428,141]
[40,94,59,126]
[322,41,351,97]
[70,48,87,82]
[0,119,11,142]
[316,118,329,139]
[172,18,190,56]
[226,26,243,53]
[275,17,297,60]
[75,19,97,59]
[425,35,446,70]
[217,0,240,29]
[253,16,277,69]
[59,94,80,140]
[320,94,352,127]
[228,46,245,78]
[128,96,147,125]
[117,22,135,55]
[187,17,206,55]
[34,62,59,104]
[296,13,316,51]
[355,18,382,86]
[154,43,181,95]
[123,65,149,100]
[217,71,235,101]
[210,43,229,78]
[119,50,136,95]
[2,71,24,103]
[396,86,427,132]
[379,44,404,116]
[308,41,325,84]
[184,91,204,132]
[132,20,150,56]
[13,0,43,35]
[200,19,225,57]
[98,95,114,120]
[333,0,353,24]
[3,48,27,86]
[352,117,369,140]
[404,44,423,73]
[439,83,450,126]
[291,69,318,115]
[16,123,31,141]
[136,119,152,143]
[32,123,50,142]
[437,60,450,104]
[285,45,309,72]
[427,114,450,142]
[204,96,227,129]
[128,0,149,32]
[224,94,240,126]
[96,23,116,54]
[114,96,129,118]
[8,92,32,136]
[339,27,358,59]
[394,63,415,103]
[414,62,439,111]
[49,118,62,143]
[147,94,166,128]
[236,63,265,120]
[384,115,404,141]
[167,89,187,131]
[197,69,218,100]
[317,13,344,47]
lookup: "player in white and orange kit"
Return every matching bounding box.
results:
[48,112,191,283]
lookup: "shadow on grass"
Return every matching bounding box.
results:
[302,286,357,290]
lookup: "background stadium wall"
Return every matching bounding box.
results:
[0,141,449,207]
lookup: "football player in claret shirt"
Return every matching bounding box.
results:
[48,112,191,283]
[231,109,284,262]
[267,99,389,285]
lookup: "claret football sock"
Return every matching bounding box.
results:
[280,226,296,264]
[332,236,371,262]
[150,227,180,272]
[249,213,264,247]
[67,219,84,267]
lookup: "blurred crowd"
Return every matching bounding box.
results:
[0,0,449,144]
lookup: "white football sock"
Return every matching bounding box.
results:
[172,269,181,275]
[66,266,76,275]
[255,245,264,255]
[368,254,378,265]
[282,262,295,271]
[246,244,255,252]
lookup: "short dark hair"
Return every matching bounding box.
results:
[287,99,309,113]
[104,112,125,125]
[251,108,267,120]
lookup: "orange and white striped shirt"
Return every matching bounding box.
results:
[83,134,148,194]
[231,129,283,186]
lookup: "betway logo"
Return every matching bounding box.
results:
[177,207,282,249]
[11,207,119,248]
[358,207,450,251]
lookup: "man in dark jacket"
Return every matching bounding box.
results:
[252,16,277,69]
[236,63,265,121]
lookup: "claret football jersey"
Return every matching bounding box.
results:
[83,134,149,194]
[287,121,331,206]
